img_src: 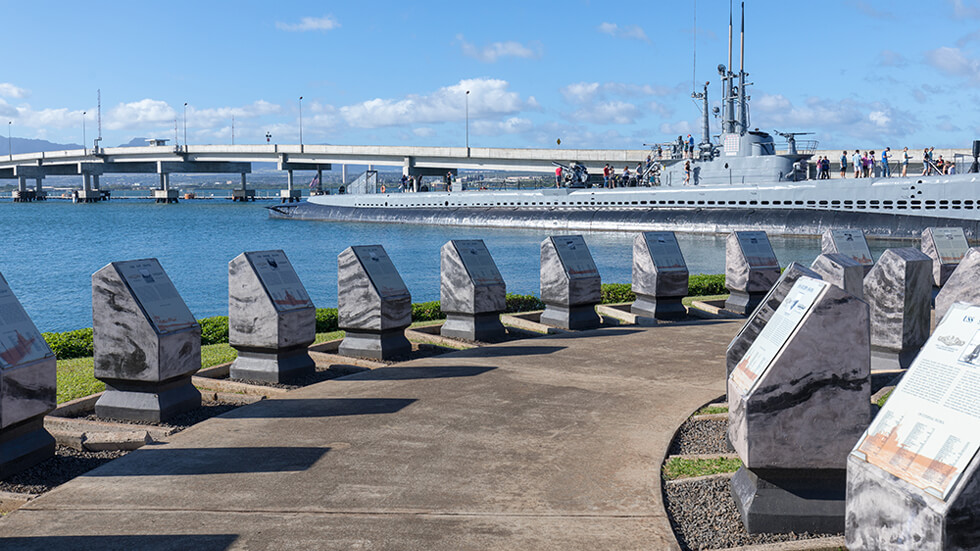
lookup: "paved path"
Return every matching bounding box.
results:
[0,321,741,550]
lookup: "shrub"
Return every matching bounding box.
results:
[504,293,545,313]
[43,328,94,360]
[412,300,445,322]
[315,308,339,333]
[199,316,229,346]
[601,283,635,304]
[688,273,727,296]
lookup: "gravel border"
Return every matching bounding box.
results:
[0,445,129,496]
[668,417,734,456]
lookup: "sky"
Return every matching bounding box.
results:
[2,0,980,151]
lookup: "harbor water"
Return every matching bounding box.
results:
[0,198,902,332]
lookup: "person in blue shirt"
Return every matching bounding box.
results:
[687,134,695,159]
[840,151,848,178]
[881,147,891,177]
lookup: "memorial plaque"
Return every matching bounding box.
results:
[730,278,828,394]
[936,248,980,321]
[338,245,412,360]
[810,253,864,299]
[540,235,601,330]
[632,231,689,320]
[229,251,315,383]
[114,260,198,334]
[922,227,970,287]
[440,240,506,341]
[725,231,781,315]
[729,276,871,534]
[736,231,780,269]
[822,229,874,272]
[92,259,201,423]
[0,272,56,478]
[247,251,313,312]
[865,247,933,370]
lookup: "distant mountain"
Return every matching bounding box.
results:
[1,137,82,155]
[117,137,150,147]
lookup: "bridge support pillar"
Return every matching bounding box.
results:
[75,173,101,204]
[154,173,178,204]
[232,173,255,202]
[280,169,301,203]
[34,178,46,201]
[12,176,35,202]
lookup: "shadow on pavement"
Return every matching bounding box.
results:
[0,534,239,551]
[443,345,566,359]
[221,397,417,419]
[83,446,329,477]
[343,365,496,381]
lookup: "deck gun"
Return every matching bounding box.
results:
[551,161,590,187]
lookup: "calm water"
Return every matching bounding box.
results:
[0,198,898,332]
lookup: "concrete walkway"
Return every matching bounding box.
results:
[0,321,741,550]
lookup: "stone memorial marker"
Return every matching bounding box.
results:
[935,248,980,322]
[92,259,201,423]
[847,302,980,549]
[631,231,689,320]
[725,231,781,315]
[810,253,865,299]
[864,248,933,370]
[440,240,506,341]
[729,276,870,534]
[822,228,874,275]
[338,245,412,360]
[921,227,970,287]
[725,262,821,378]
[228,250,315,383]
[540,235,601,330]
[0,272,56,478]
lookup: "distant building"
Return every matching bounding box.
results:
[146,138,169,147]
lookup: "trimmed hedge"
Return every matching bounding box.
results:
[42,276,730,361]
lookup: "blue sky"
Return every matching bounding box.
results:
[2,0,980,150]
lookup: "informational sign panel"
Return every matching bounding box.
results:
[931,227,969,265]
[115,259,197,334]
[453,240,504,286]
[730,278,828,394]
[852,303,980,500]
[352,246,409,298]
[246,250,312,311]
[736,231,780,268]
[552,236,599,279]
[0,275,50,369]
[830,229,874,266]
[644,232,687,272]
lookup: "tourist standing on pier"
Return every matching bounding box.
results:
[609,166,616,188]
[922,147,931,175]
[623,166,632,186]
[555,166,562,187]
[840,151,848,178]
[852,150,862,178]
[603,164,610,187]
[902,147,910,177]
[683,161,691,185]
[869,151,877,177]
[881,147,891,177]
[687,134,695,159]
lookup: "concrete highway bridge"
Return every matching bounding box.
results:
[0,143,650,203]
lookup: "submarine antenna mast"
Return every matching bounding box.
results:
[737,1,748,135]
[725,1,735,135]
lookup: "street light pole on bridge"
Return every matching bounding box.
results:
[299,96,304,148]
[465,90,470,152]
[183,102,188,149]
[82,111,86,154]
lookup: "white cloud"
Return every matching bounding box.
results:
[659,120,694,135]
[457,35,541,63]
[925,46,980,81]
[574,101,640,125]
[597,22,649,42]
[276,15,340,32]
[561,81,682,106]
[751,92,918,142]
[560,82,601,104]
[106,99,176,130]
[878,50,908,67]
[951,0,980,18]
[868,110,891,127]
[188,100,282,127]
[413,127,436,137]
[0,83,29,99]
[472,117,532,135]
[340,78,534,128]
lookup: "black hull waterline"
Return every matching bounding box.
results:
[267,202,979,241]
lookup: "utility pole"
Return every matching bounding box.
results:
[183,102,188,149]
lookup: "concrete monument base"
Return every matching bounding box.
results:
[725,290,765,316]
[870,345,919,370]
[540,304,600,330]
[441,312,506,342]
[95,376,201,423]
[631,294,685,320]
[0,417,55,479]
[339,329,411,360]
[230,346,315,383]
[731,466,847,534]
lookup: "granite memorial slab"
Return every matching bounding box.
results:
[440,239,506,341]
[846,302,980,550]
[725,231,781,315]
[338,245,412,360]
[92,259,201,423]
[822,228,874,275]
[228,250,316,383]
[729,276,870,534]
[631,231,689,320]
[539,235,601,330]
[935,248,980,322]
[810,253,865,299]
[0,271,56,479]
[921,227,970,287]
[725,262,821,378]
[864,248,933,370]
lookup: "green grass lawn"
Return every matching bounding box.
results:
[662,456,743,480]
[682,294,729,307]
[695,405,729,415]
